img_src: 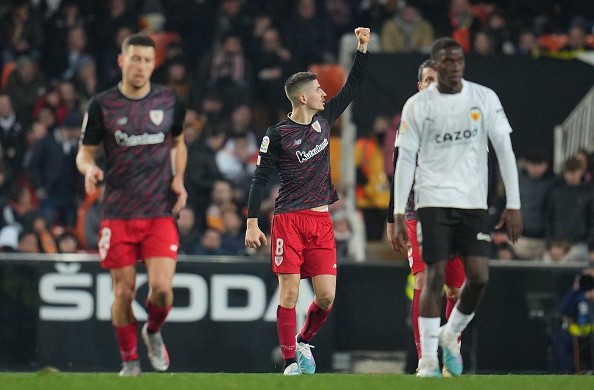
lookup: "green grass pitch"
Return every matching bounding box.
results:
[1,372,592,390]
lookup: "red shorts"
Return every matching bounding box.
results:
[271,210,336,278]
[406,219,465,288]
[98,217,179,269]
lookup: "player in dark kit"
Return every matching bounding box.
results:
[76,33,187,377]
[245,27,370,375]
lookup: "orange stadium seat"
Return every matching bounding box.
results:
[1,61,16,90]
[538,34,569,52]
[308,64,345,100]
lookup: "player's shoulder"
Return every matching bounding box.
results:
[150,83,177,98]
[91,85,119,105]
[463,79,498,98]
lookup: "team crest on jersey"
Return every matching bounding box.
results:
[399,120,408,133]
[149,110,164,126]
[312,120,321,132]
[275,256,283,266]
[470,107,481,122]
[260,136,270,153]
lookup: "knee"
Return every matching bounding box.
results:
[315,291,335,310]
[149,280,172,300]
[114,284,136,304]
[465,274,489,291]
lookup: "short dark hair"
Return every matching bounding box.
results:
[417,59,435,83]
[121,33,156,54]
[284,72,317,102]
[563,156,582,173]
[431,37,462,60]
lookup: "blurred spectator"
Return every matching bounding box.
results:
[177,206,200,255]
[56,231,79,253]
[324,0,356,57]
[32,82,68,125]
[0,224,19,252]
[157,57,191,105]
[73,56,98,100]
[0,182,35,233]
[29,110,82,227]
[22,120,48,169]
[551,271,594,373]
[28,213,57,253]
[380,4,434,54]
[216,132,258,206]
[185,125,225,232]
[545,157,594,263]
[183,108,202,146]
[54,25,94,82]
[18,230,40,253]
[332,208,351,260]
[0,93,26,188]
[516,29,540,57]
[493,241,516,261]
[472,30,495,56]
[98,25,134,90]
[354,115,391,241]
[542,236,573,263]
[219,208,245,255]
[574,148,593,184]
[91,0,138,63]
[212,0,252,44]
[194,228,223,256]
[59,80,84,114]
[283,0,334,66]
[485,9,516,55]
[446,0,482,53]
[205,179,236,232]
[0,0,43,62]
[356,0,396,34]
[563,24,589,52]
[513,149,558,260]
[4,55,45,125]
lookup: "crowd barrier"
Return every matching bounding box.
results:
[0,254,584,373]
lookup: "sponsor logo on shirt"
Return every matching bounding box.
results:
[260,136,270,153]
[312,120,321,132]
[296,138,328,163]
[435,129,478,144]
[114,130,165,146]
[149,110,164,126]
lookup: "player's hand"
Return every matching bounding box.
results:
[354,27,370,45]
[171,175,187,214]
[245,222,268,249]
[392,214,409,253]
[387,222,397,251]
[496,208,523,243]
[84,166,104,194]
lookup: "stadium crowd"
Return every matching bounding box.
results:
[0,0,593,261]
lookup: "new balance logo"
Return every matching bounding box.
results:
[476,232,491,242]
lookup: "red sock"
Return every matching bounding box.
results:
[114,322,139,361]
[412,289,422,359]
[277,306,297,360]
[147,301,172,333]
[445,296,456,321]
[300,301,332,342]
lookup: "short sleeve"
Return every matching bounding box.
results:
[394,98,421,152]
[171,93,186,137]
[486,90,513,137]
[80,98,105,145]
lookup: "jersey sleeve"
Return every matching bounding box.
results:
[80,98,105,145]
[171,93,186,137]
[394,98,421,152]
[323,51,368,124]
[486,90,513,137]
[247,127,281,218]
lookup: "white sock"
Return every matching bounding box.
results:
[419,316,440,362]
[445,307,475,336]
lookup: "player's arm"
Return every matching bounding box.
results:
[386,146,398,250]
[77,99,105,194]
[487,92,522,242]
[170,96,187,213]
[245,128,280,249]
[324,27,370,124]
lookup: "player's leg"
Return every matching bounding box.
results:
[142,256,175,371]
[111,265,141,377]
[141,217,179,372]
[296,210,337,374]
[277,273,302,375]
[439,209,490,376]
[416,207,452,377]
[406,218,426,363]
[444,256,465,320]
[271,212,305,375]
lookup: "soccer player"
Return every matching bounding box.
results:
[76,33,187,377]
[386,59,466,375]
[392,37,522,377]
[245,27,370,375]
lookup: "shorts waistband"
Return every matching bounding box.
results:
[283,209,331,218]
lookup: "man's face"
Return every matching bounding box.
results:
[418,67,437,91]
[302,79,327,111]
[434,47,465,90]
[118,45,156,90]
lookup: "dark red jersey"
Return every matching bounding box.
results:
[81,84,185,219]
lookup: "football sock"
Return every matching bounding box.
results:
[444,307,475,336]
[146,301,172,333]
[115,322,139,362]
[412,289,422,359]
[277,305,297,360]
[445,296,456,320]
[299,301,332,342]
[419,316,440,362]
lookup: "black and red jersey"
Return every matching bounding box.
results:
[81,84,185,219]
[247,51,368,217]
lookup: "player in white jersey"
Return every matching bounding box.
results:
[391,37,522,377]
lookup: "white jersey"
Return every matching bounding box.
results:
[396,79,513,210]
